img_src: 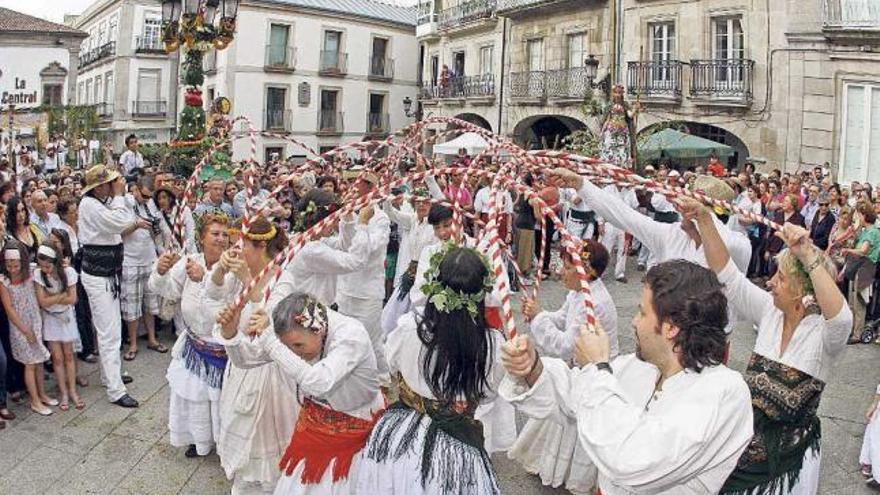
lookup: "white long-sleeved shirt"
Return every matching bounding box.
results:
[383,200,435,286]
[500,355,754,494]
[336,209,390,301]
[267,225,372,308]
[529,280,619,361]
[77,195,134,246]
[148,253,226,340]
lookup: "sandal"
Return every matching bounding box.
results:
[30,404,53,416]
[0,408,15,420]
[58,400,70,412]
[9,391,22,403]
[147,343,169,354]
[42,397,59,407]
[123,349,138,361]
[72,396,85,410]
[76,375,89,387]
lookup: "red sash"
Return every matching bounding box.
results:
[278,399,379,484]
[485,306,503,330]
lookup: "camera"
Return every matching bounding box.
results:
[149,216,162,237]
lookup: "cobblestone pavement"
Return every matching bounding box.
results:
[1,262,878,494]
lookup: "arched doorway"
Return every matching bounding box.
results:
[513,115,586,150]
[638,121,750,171]
[450,113,492,132]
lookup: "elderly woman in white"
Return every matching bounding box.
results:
[681,196,852,495]
[508,239,618,494]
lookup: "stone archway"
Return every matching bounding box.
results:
[512,114,586,150]
[451,112,493,132]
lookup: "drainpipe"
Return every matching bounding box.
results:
[497,16,507,136]
[614,0,624,84]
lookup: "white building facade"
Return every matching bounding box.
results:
[202,0,419,162]
[72,0,179,149]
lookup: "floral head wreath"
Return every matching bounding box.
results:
[292,295,329,333]
[293,200,340,233]
[420,241,495,319]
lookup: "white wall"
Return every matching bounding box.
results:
[0,47,72,108]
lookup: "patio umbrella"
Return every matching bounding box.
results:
[639,128,734,161]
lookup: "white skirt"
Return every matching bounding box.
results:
[862,411,880,480]
[42,309,79,342]
[167,355,222,455]
[508,417,597,494]
[356,407,500,495]
[273,457,359,495]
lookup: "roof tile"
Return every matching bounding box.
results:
[0,7,86,36]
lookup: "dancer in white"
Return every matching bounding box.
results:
[358,244,505,494]
[600,182,638,283]
[860,385,880,486]
[500,259,754,494]
[217,292,383,495]
[149,212,230,458]
[509,239,617,494]
[681,197,852,495]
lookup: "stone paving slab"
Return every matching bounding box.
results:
[0,264,878,494]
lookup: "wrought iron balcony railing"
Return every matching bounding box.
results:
[690,59,754,102]
[546,67,592,99]
[265,45,296,71]
[131,100,167,117]
[509,70,546,99]
[367,112,390,134]
[823,0,880,28]
[319,51,348,76]
[497,0,570,13]
[135,36,164,53]
[78,41,116,69]
[626,60,683,99]
[439,0,496,30]
[264,109,292,131]
[419,74,495,99]
[369,56,394,80]
[318,110,344,134]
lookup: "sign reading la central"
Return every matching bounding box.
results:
[1,78,39,106]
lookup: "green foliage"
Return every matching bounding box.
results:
[182,49,205,87]
[178,105,206,141]
[41,104,98,142]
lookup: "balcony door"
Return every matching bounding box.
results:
[320,90,339,130]
[650,22,675,89]
[371,37,388,77]
[713,17,745,89]
[268,24,290,67]
[368,93,386,132]
[265,87,286,129]
[322,31,342,70]
[527,38,544,72]
[143,17,162,50]
[840,83,880,184]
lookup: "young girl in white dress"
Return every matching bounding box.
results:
[34,243,82,411]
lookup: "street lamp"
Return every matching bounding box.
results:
[584,54,611,96]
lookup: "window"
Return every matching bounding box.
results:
[207,87,215,110]
[136,69,161,102]
[840,83,880,184]
[98,21,107,45]
[78,82,85,104]
[479,45,493,75]
[649,22,675,84]
[368,93,386,131]
[108,15,118,42]
[567,33,587,69]
[452,51,465,76]
[42,84,63,106]
[527,39,544,72]
[267,24,291,66]
[371,37,389,77]
[94,76,103,103]
[322,30,343,70]
[319,89,339,130]
[265,147,284,163]
[104,71,114,103]
[144,17,162,49]
[265,87,287,129]
[713,17,744,84]
[85,79,93,104]
[430,54,439,84]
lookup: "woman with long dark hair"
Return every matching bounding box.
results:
[6,196,40,262]
[358,244,504,494]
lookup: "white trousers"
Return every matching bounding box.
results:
[232,478,275,495]
[336,294,388,385]
[81,272,127,402]
[602,225,627,279]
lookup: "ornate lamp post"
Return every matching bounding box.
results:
[584,54,611,97]
[161,0,239,145]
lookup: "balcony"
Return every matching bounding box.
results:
[367,112,390,136]
[264,109,292,132]
[131,100,167,118]
[78,41,116,70]
[497,0,577,16]
[419,74,496,104]
[369,56,394,81]
[689,59,754,107]
[319,51,348,76]
[416,12,439,39]
[439,0,496,31]
[626,61,683,104]
[134,36,164,54]
[509,70,546,103]
[94,102,115,120]
[822,0,880,43]
[546,67,592,102]
[265,45,296,72]
[317,110,344,135]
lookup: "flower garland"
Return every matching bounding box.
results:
[420,241,495,319]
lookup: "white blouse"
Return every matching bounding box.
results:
[149,253,225,340]
[717,259,852,382]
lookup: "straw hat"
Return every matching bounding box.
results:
[82,164,121,194]
[692,175,736,214]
